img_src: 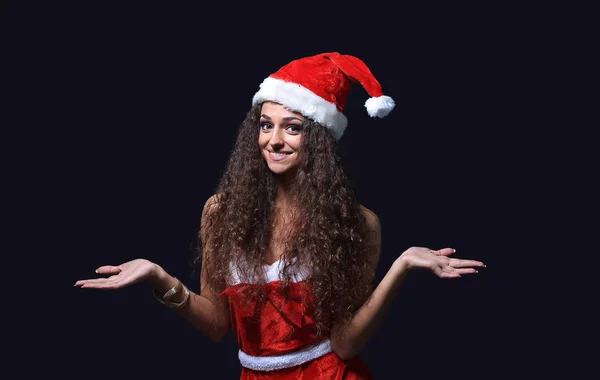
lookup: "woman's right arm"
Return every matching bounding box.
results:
[159,194,230,341]
[74,194,230,342]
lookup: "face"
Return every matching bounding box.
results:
[258,102,304,177]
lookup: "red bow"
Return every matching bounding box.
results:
[221,281,311,329]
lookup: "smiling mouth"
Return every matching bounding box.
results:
[267,151,292,161]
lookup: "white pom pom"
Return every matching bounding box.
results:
[364,95,395,118]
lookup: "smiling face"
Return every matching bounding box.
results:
[258,102,304,177]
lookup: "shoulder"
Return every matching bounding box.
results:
[359,204,381,267]
[202,193,223,216]
[201,194,224,228]
[359,204,380,232]
[200,194,224,239]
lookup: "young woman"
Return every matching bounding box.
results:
[75,52,485,379]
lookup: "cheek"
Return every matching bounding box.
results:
[290,137,303,151]
[258,134,268,147]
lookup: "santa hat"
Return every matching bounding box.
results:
[252,52,395,140]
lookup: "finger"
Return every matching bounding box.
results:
[439,270,461,278]
[454,268,479,275]
[80,276,132,290]
[75,277,112,287]
[77,276,125,288]
[79,280,119,289]
[449,259,485,268]
[435,266,461,278]
[74,279,95,286]
[74,271,121,287]
[95,266,122,274]
[433,248,456,256]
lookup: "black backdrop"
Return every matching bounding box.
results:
[3,1,537,379]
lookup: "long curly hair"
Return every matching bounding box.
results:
[196,104,377,335]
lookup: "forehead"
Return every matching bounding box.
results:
[260,102,304,120]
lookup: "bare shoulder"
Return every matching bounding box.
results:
[359,204,381,267]
[202,193,223,217]
[359,204,381,232]
[200,194,223,236]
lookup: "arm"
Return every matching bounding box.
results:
[148,260,229,341]
[74,194,230,342]
[164,194,230,341]
[329,205,390,360]
[329,206,485,360]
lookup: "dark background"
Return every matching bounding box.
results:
[3,1,569,379]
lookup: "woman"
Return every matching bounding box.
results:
[75,52,485,379]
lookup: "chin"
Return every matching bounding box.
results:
[268,166,289,175]
[267,163,299,176]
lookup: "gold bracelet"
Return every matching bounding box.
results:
[152,278,190,309]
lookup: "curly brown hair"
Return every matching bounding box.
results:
[196,104,377,335]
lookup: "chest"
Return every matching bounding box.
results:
[265,221,294,265]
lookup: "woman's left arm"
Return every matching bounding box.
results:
[329,207,485,360]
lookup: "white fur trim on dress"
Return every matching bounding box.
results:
[252,77,348,140]
[238,339,332,371]
[228,257,310,286]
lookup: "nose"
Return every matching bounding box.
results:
[269,127,285,149]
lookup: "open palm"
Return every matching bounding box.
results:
[398,247,484,278]
[74,258,156,290]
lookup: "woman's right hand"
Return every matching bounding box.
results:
[74,258,158,290]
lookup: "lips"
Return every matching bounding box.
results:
[268,151,292,162]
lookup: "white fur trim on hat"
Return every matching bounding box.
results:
[252,77,348,140]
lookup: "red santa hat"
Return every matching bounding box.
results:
[252,52,395,140]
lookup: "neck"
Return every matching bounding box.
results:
[273,170,296,205]
[275,184,292,210]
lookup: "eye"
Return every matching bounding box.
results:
[260,122,272,131]
[286,125,302,133]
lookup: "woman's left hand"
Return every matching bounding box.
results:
[396,247,485,278]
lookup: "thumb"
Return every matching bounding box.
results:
[95,265,122,274]
[435,248,456,256]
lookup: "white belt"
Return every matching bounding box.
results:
[238,339,332,371]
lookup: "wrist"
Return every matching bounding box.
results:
[150,264,177,293]
[392,255,410,274]
[152,277,190,309]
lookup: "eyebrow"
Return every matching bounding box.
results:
[261,114,303,122]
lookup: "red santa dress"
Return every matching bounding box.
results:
[220,258,375,379]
